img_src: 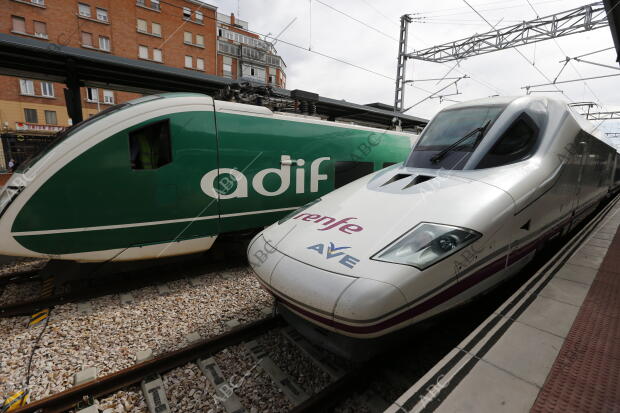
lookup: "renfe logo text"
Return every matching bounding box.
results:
[293,213,363,234]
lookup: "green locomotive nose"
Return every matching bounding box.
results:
[2,94,416,262]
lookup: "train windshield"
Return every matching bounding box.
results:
[16,95,162,174]
[406,105,505,170]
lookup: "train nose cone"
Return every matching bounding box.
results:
[248,234,407,337]
[248,234,356,330]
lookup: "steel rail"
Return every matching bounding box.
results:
[12,315,284,413]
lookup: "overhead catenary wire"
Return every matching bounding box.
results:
[314,0,399,41]
[151,0,435,95]
[317,0,507,97]
[412,0,566,19]
[461,0,571,101]
[523,73,620,89]
[523,0,604,109]
[360,0,399,27]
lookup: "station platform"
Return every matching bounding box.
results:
[386,198,620,413]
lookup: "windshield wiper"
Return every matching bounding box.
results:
[430,120,491,164]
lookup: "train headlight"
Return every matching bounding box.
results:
[372,223,481,270]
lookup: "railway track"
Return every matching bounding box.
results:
[0,268,41,288]
[11,316,284,413]
[7,314,379,413]
[0,238,251,317]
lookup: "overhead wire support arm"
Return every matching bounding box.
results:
[523,72,620,91]
[403,75,468,112]
[405,2,608,63]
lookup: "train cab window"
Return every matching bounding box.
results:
[129,120,172,170]
[477,115,538,169]
[335,161,374,188]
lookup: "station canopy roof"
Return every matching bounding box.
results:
[0,34,427,129]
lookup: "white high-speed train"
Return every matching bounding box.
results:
[248,95,620,357]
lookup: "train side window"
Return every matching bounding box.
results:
[335,161,374,188]
[477,114,538,168]
[129,120,172,170]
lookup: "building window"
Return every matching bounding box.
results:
[99,36,110,51]
[195,10,203,22]
[103,90,114,104]
[183,7,191,19]
[81,32,93,47]
[138,45,149,59]
[184,55,192,68]
[33,21,47,38]
[41,81,54,97]
[269,75,275,84]
[196,34,204,47]
[223,56,232,78]
[196,58,204,71]
[78,3,91,17]
[12,16,26,33]
[184,31,192,43]
[151,0,160,10]
[130,120,172,170]
[86,87,98,102]
[32,0,45,5]
[24,109,38,123]
[137,18,147,32]
[153,48,163,62]
[19,79,35,95]
[152,22,161,36]
[96,8,108,22]
[44,110,57,125]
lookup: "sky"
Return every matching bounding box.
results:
[203,0,620,146]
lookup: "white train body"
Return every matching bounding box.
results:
[248,96,620,345]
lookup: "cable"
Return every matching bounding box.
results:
[312,0,508,97]
[523,1,605,109]
[146,0,434,95]
[24,312,51,388]
[461,0,571,101]
[314,0,398,41]
[360,0,399,27]
[414,0,565,18]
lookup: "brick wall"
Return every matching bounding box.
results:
[0,0,219,131]
[0,0,287,158]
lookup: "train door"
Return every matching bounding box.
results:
[124,110,220,244]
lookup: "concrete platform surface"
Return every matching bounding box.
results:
[386,199,620,413]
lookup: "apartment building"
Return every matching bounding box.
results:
[215,12,286,88]
[0,0,286,168]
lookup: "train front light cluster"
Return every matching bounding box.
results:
[372,223,481,270]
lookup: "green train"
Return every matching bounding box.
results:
[0,93,418,262]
